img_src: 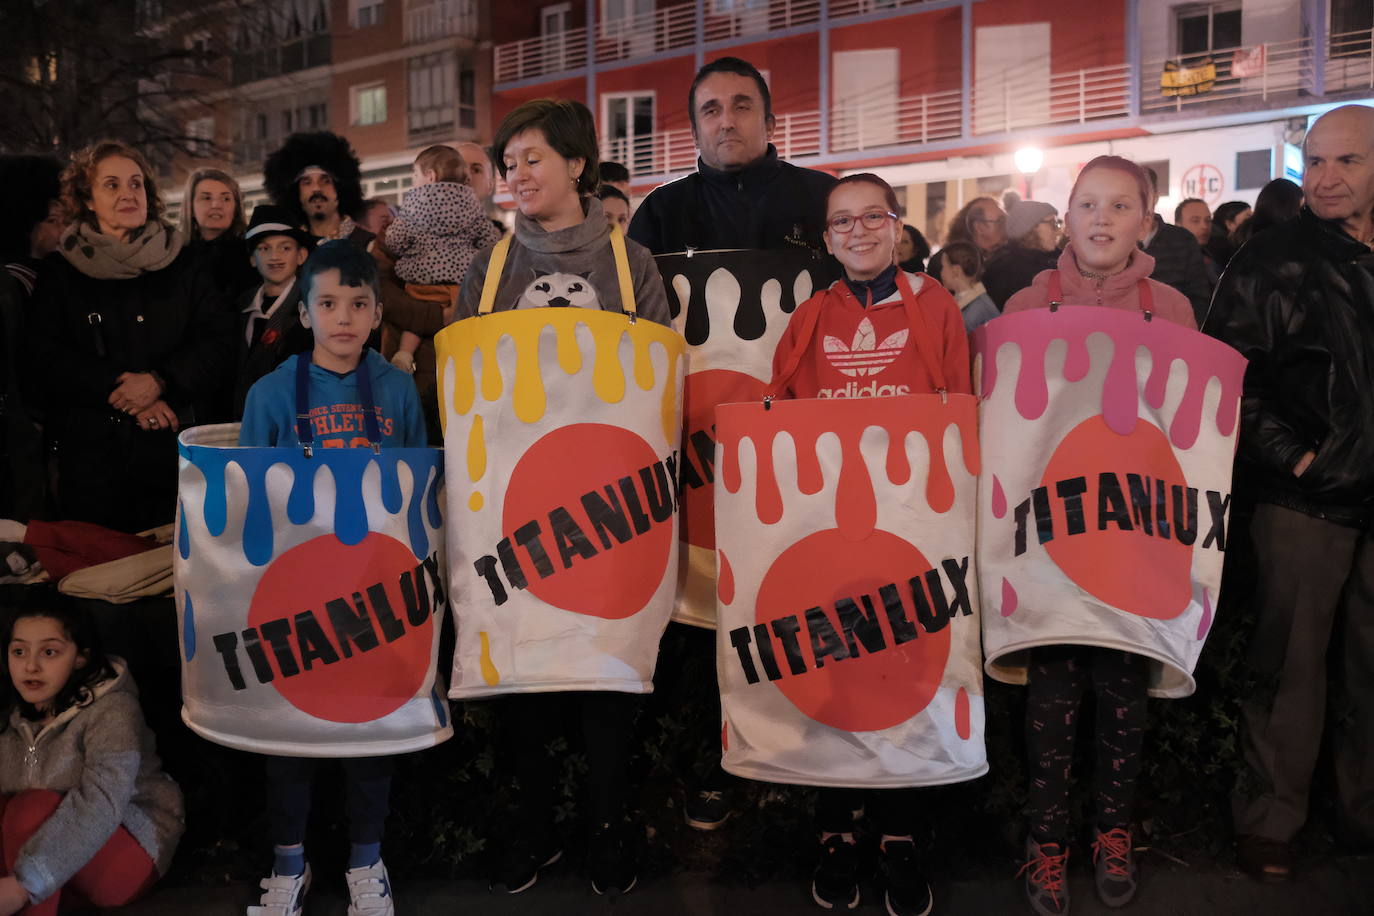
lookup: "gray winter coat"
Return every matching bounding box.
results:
[456,197,670,327]
[0,658,184,901]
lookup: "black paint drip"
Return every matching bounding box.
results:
[654,250,824,347]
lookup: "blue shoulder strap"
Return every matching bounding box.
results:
[293,351,383,457]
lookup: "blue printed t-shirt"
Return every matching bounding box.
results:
[239,349,426,448]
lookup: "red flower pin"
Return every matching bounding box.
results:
[261,329,280,346]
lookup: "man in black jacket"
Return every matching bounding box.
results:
[628,56,836,257]
[1142,167,1213,325]
[1208,104,1374,881]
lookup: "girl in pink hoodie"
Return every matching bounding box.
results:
[1004,156,1195,328]
[1008,156,1194,916]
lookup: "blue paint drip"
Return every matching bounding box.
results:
[177,502,190,560]
[430,685,448,728]
[184,445,444,565]
[425,464,443,529]
[182,592,196,661]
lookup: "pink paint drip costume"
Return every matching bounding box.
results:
[1002,240,1196,906]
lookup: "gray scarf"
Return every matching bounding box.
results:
[59,219,183,280]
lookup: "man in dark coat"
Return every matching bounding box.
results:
[1207,104,1374,882]
[1142,167,1213,325]
[629,56,836,259]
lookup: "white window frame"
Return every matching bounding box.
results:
[408,51,457,136]
[351,82,388,126]
[350,0,384,28]
[1174,1,1242,56]
[601,91,656,176]
[541,2,571,34]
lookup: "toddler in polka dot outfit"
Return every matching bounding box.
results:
[383,144,503,372]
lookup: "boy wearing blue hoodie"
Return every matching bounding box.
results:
[239,240,422,915]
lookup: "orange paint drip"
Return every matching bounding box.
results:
[717,550,735,604]
[714,394,980,530]
[835,431,877,541]
[955,687,972,740]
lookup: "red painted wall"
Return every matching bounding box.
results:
[595,57,699,133]
[704,34,821,115]
[973,0,1126,73]
[491,2,587,45]
[828,7,963,96]
[491,76,588,130]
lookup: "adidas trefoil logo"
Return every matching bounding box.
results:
[823,317,908,378]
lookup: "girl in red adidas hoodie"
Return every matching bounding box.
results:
[771,174,971,403]
[770,173,970,916]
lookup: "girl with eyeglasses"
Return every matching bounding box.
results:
[769,173,970,916]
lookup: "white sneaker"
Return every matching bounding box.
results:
[246,863,310,915]
[345,859,395,915]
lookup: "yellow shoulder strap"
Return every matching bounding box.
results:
[609,226,637,317]
[477,235,512,316]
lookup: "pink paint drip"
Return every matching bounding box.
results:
[974,307,1246,449]
[1197,588,1214,640]
[991,475,1007,519]
[1001,578,1018,617]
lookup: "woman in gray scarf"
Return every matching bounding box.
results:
[26,141,234,532]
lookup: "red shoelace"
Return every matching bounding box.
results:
[1018,842,1068,903]
[1092,827,1134,878]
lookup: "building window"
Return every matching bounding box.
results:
[351,0,383,28]
[541,3,571,35]
[1331,0,1373,57]
[187,117,214,156]
[459,68,476,129]
[602,92,655,176]
[409,53,455,136]
[1237,149,1272,190]
[352,83,387,126]
[1175,2,1242,57]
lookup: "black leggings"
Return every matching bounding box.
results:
[264,755,395,846]
[500,691,641,831]
[1024,646,1149,841]
[816,787,921,837]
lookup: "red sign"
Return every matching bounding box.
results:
[1181,164,1224,206]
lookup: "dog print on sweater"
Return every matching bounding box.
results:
[514,270,603,310]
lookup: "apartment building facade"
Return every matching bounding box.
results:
[488,0,1374,241]
[154,0,491,213]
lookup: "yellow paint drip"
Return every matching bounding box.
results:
[660,346,682,446]
[468,491,484,511]
[593,326,627,405]
[436,310,688,429]
[466,414,486,482]
[478,631,500,686]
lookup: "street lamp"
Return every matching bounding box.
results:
[1015,145,1044,198]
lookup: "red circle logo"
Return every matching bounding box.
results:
[680,368,768,550]
[502,422,673,619]
[1040,415,1193,619]
[754,528,951,732]
[246,532,434,723]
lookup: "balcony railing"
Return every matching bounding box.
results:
[494,28,589,82]
[405,0,478,45]
[701,0,820,43]
[1140,37,1315,116]
[828,0,935,16]
[830,88,961,151]
[1326,28,1374,93]
[599,111,822,179]
[973,63,1130,134]
[594,3,695,65]
[231,35,331,85]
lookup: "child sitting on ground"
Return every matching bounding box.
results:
[239,240,425,915]
[382,144,502,374]
[0,603,183,916]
